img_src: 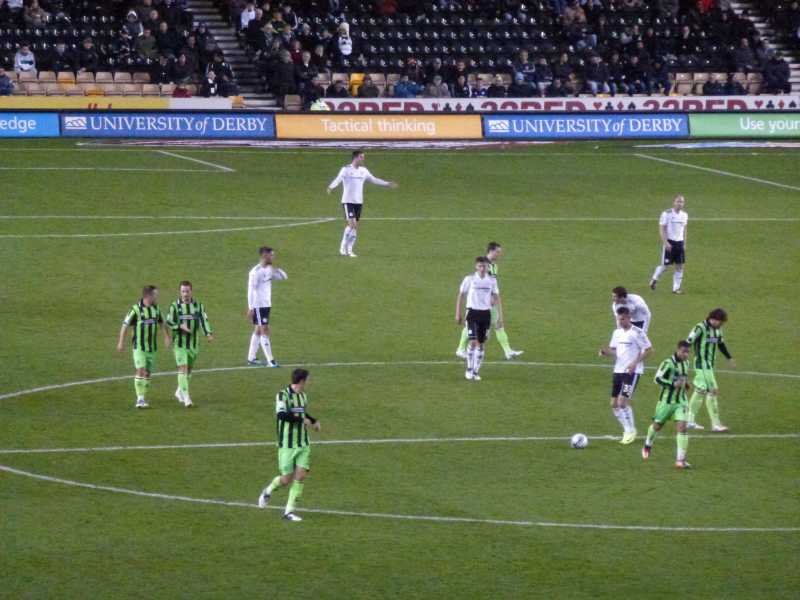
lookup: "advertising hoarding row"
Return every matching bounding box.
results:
[0,111,798,139]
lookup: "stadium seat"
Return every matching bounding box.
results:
[24,82,45,95]
[284,94,302,110]
[132,72,151,83]
[76,71,95,83]
[142,84,160,96]
[160,83,176,96]
[18,71,37,83]
[692,72,709,95]
[121,83,142,96]
[99,83,122,96]
[57,71,76,84]
[95,71,113,83]
[79,83,103,95]
[44,82,65,96]
[38,70,56,82]
[674,73,693,95]
[66,85,84,96]
[113,72,132,83]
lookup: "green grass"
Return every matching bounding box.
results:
[1,140,798,599]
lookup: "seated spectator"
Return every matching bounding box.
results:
[302,76,326,108]
[513,50,537,84]
[143,9,161,34]
[295,51,319,94]
[487,75,507,98]
[47,42,75,73]
[112,30,136,65]
[181,36,201,72]
[702,74,725,96]
[625,55,651,94]
[136,28,159,60]
[150,54,174,84]
[552,52,573,82]
[607,52,627,96]
[763,52,791,93]
[157,21,181,57]
[76,38,99,73]
[424,74,451,97]
[240,1,257,31]
[452,74,471,98]
[125,10,144,38]
[426,57,446,83]
[546,78,569,97]
[393,74,422,98]
[23,0,48,26]
[724,75,747,96]
[650,60,671,95]
[563,0,587,26]
[733,37,757,73]
[201,70,220,97]
[471,77,489,97]
[0,68,13,95]
[289,39,303,64]
[508,72,536,97]
[326,79,351,98]
[311,44,329,71]
[446,59,470,86]
[584,54,611,95]
[172,53,194,83]
[403,57,425,84]
[270,50,297,100]
[14,45,36,73]
[535,57,553,95]
[358,75,381,97]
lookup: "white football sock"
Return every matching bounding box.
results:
[612,408,626,432]
[340,226,351,251]
[623,406,635,432]
[474,347,485,373]
[673,269,684,292]
[466,347,476,371]
[652,265,666,281]
[260,335,274,362]
[248,332,260,361]
[347,229,358,253]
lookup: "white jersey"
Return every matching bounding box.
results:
[609,326,652,374]
[247,264,287,309]
[659,209,688,242]
[328,164,390,205]
[611,293,651,332]
[460,273,499,311]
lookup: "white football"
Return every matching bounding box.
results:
[570,433,588,449]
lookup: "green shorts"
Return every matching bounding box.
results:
[174,347,198,368]
[132,349,156,373]
[653,400,688,424]
[278,445,311,476]
[693,368,718,392]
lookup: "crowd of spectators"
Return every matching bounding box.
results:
[0,0,238,96]
[762,0,800,51]
[219,0,793,105]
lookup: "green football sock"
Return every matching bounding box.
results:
[494,327,513,354]
[285,481,304,514]
[266,476,283,494]
[141,377,150,398]
[457,327,469,353]
[645,424,658,446]
[134,377,146,398]
[706,394,721,428]
[178,372,189,394]
[676,432,689,461]
[688,391,704,423]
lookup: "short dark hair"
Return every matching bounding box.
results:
[179,280,192,289]
[259,246,273,255]
[292,368,309,384]
[707,308,728,322]
[352,150,364,159]
[612,286,628,298]
[677,340,691,350]
[475,256,490,264]
[615,306,630,315]
[142,285,158,297]
[487,241,502,253]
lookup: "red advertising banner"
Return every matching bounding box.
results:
[324,96,800,113]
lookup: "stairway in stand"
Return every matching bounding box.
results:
[185,0,277,109]
[730,0,800,94]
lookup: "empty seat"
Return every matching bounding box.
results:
[99,83,122,95]
[160,83,176,96]
[95,71,113,83]
[38,70,56,82]
[76,71,95,83]
[44,82,65,95]
[142,83,160,96]
[113,72,132,83]
[674,72,692,95]
[79,83,103,95]
[284,94,302,110]
[57,71,76,83]
[132,72,151,83]
[24,82,45,95]
[66,85,85,96]
[121,83,142,96]
[18,71,38,83]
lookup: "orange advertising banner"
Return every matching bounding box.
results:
[276,114,482,139]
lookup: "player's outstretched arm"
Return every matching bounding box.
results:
[116,325,128,352]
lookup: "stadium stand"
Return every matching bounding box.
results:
[741,0,800,92]
[0,0,238,98]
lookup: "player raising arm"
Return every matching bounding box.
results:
[166,280,213,408]
[326,150,398,258]
[116,285,171,409]
[599,306,653,444]
[686,308,736,432]
[642,340,693,469]
[247,246,287,367]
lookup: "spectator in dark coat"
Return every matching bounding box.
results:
[452,74,471,98]
[552,52,573,82]
[201,70,220,96]
[302,76,326,108]
[763,53,791,93]
[270,50,297,98]
[150,54,174,84]
[180,36,200,72]
[357,75,381,97]
[625,55,651,94]
[733,37,757,73]
[47,42,75,72]
[0,68,13,95]
[136,28,159,60]
[426,57,446,84]
[76,38,99,73]
[295,51,319,95]
[403,57,425,84]
[546,78,568,97]
[172,54,194,83]
[508,72,536,97]
[650,60,671,94]
[156,21,181,57]
[535,57,553,95]
[607,52,627,95]
[584,54,611,95]
[724,76,747,95]
[326,79,351,97]
[487,75,507,98]
[702,74,725,95]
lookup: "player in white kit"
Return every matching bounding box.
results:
[326,150,398,258]
[611,286,652,333]
[247,246,288,367]
[649,195,688,294]
[599,306,653,444]
[455,256,499,381]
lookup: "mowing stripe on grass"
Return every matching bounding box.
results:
[0,217,334,239]
[0,360,797,402]
[0,433,797,455]
[635,153,800,192]
[0,166,220,173]
[0,463,797,533]
[156,150,235,173]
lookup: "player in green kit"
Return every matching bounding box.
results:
[642,340,692,469]
[258,368,321,522]
[686,308,736,432]
[116,285,170,409]
[165,281,213,408]
[456,242,523,360]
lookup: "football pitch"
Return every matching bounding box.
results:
[1,140,798,599]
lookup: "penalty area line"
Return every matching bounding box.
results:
[156,150,235,173]
[0,463,796,533]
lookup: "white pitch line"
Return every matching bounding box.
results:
[1,359,797,402]
[0,215,797,223]
[0,463,796,533]
[0,433,797,456]
[0,217,334,239]
[157,150,235,173]
[0,166,218,173]
[635,153,800,192]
